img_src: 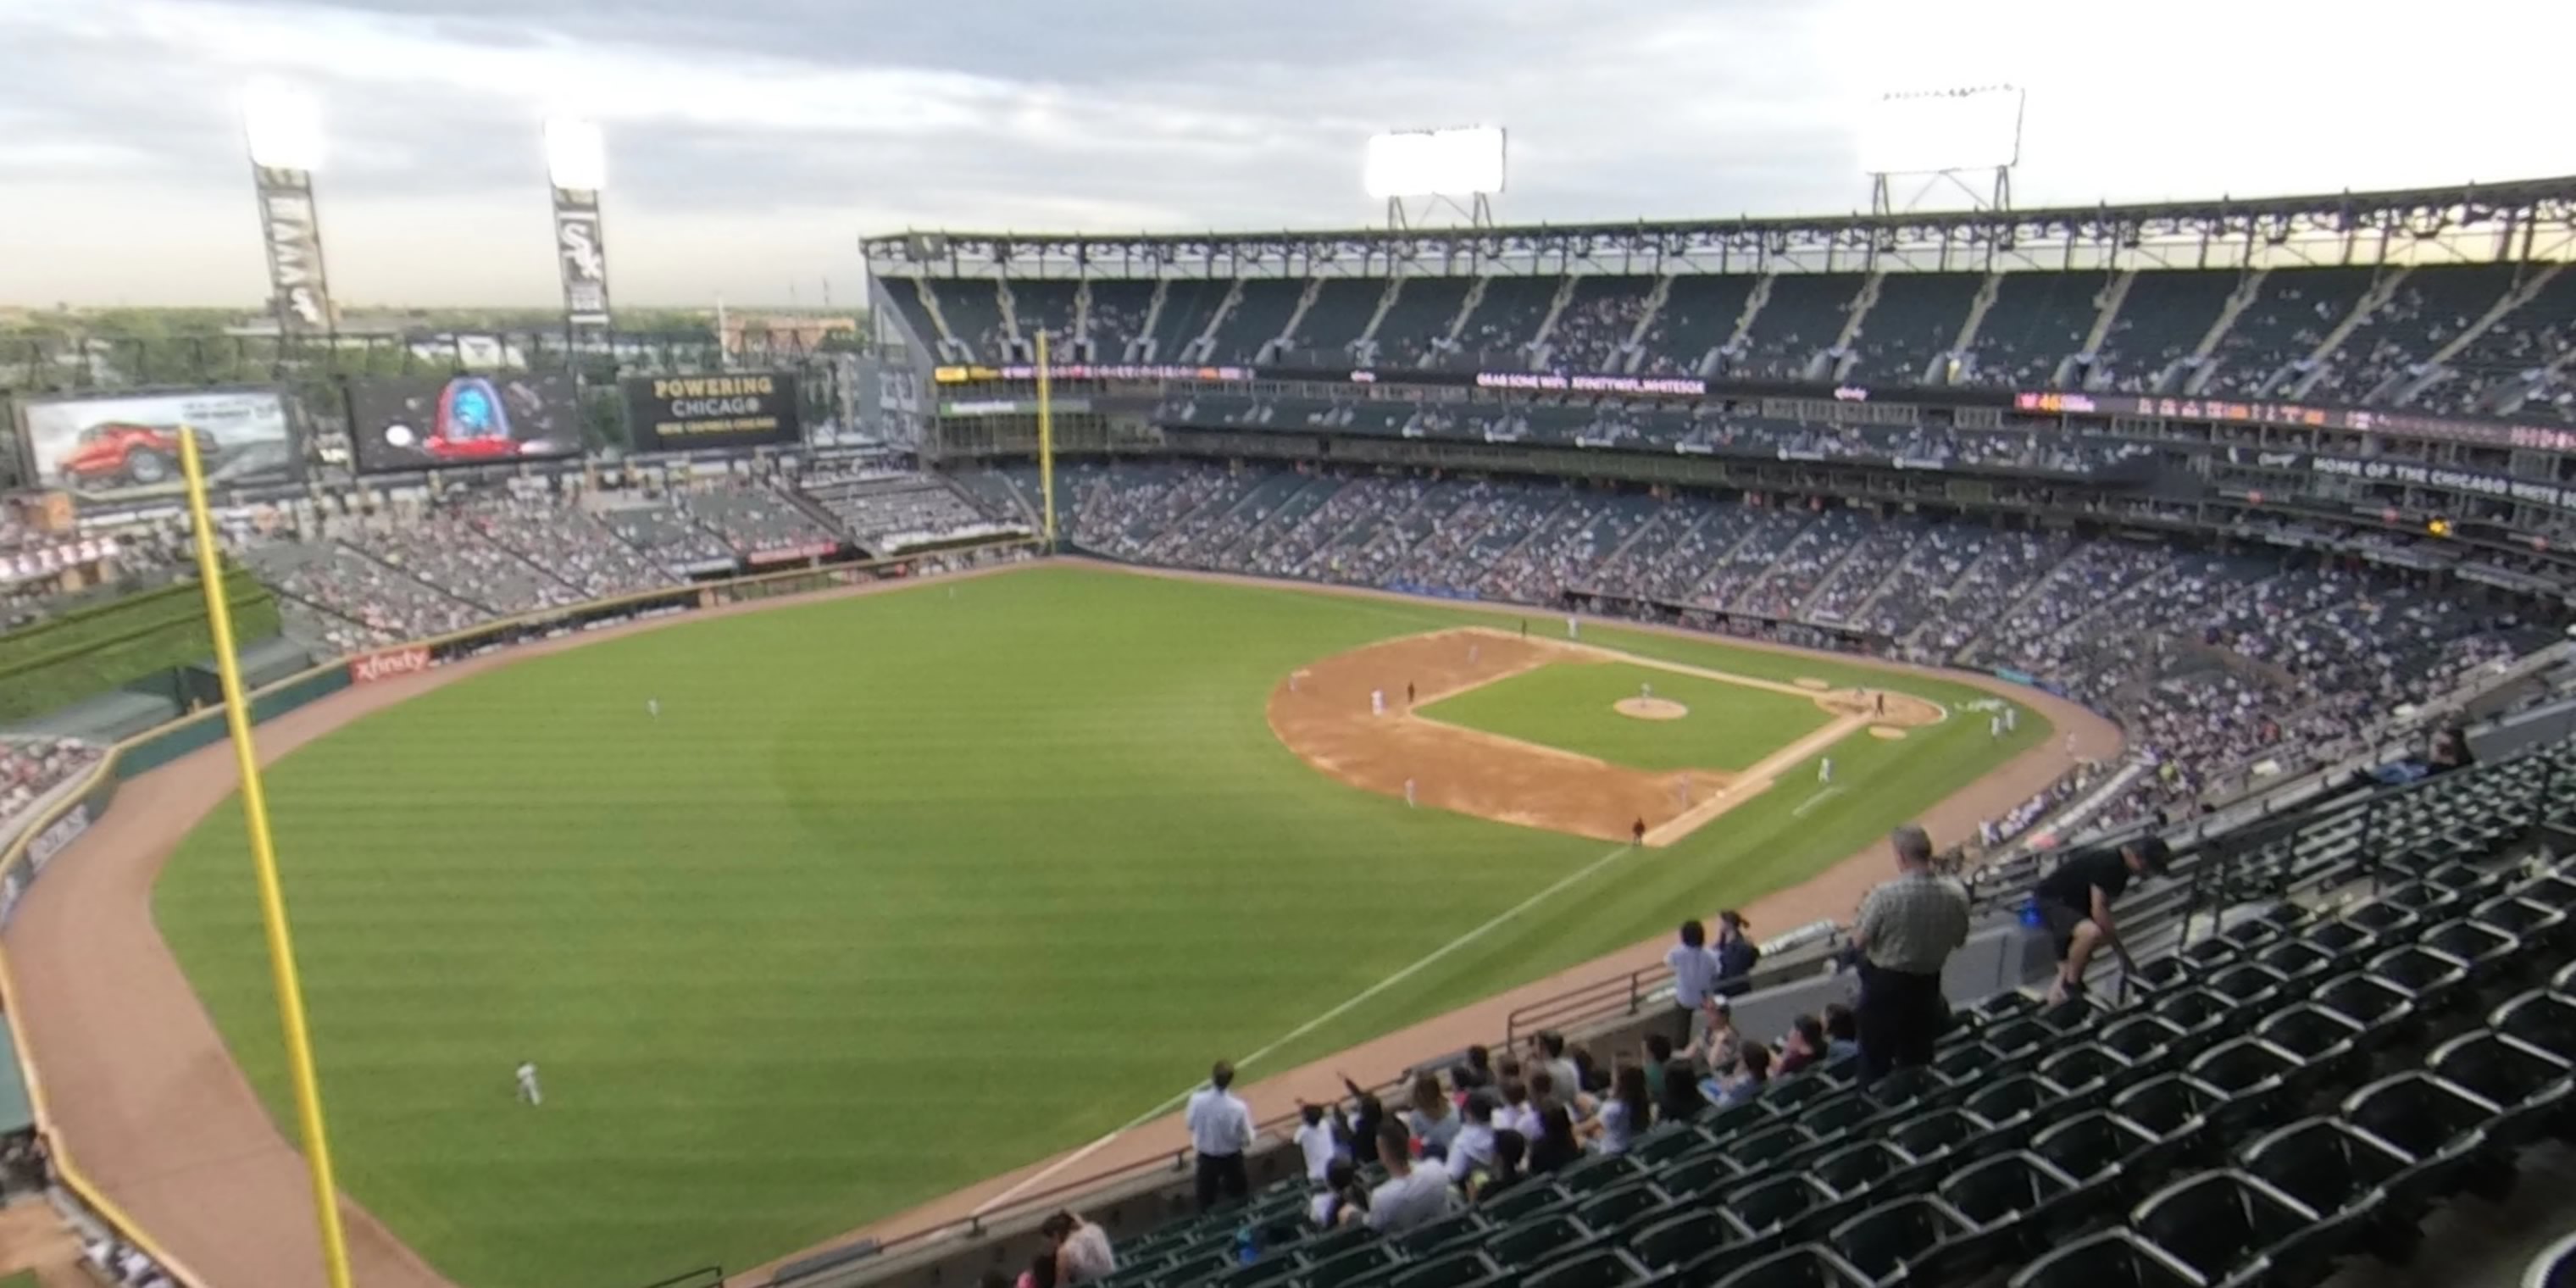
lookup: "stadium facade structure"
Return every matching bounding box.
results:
[863,175,2576,602]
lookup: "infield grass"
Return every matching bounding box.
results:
[1419,660,1833,770]
[157,564,2046,1288]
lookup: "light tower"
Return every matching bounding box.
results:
[242,83,338,339]
[1862,86,2025,216]
[544,118,614,350]
[1365,125,1507,230]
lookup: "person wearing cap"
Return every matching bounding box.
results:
[1852,824,1971,1083]
[2036,836,2171,1002]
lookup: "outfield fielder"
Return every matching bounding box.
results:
[647,698,659,719]
[1818,757,1834,784]
[516,1060,542,1106]
[1404,778,1418,808]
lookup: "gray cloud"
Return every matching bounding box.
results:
[1,0,2562,307]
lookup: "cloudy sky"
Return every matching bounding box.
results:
[2,0,2568,308]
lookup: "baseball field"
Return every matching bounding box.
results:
[147,563,2050,1288]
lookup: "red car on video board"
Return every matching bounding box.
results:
[53,422,203,487]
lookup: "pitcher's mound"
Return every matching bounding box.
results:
[1870,726,1907,740]
[1616,697,1690,721]
[1794,677,1833,691]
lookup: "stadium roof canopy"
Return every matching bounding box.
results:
[864,174,2576,279]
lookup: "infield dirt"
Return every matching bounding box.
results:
[1270,627,1942,845]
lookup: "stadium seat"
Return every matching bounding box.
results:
[2253,1003,2368,1088]
[1627,1207,1757,1273]
[1491,1213,1599,1269]
[1708,1245,1874,1288]
[2338,1072,2507,1206]
[1522,1247,1657,1288]
[1632,1126,1707,1167]
[2366,944,2474,1013]
[1576,1180,1674,1233]
[2109,1074,2228,1164]
[2037,1043,2130,1113]
[1387,1251,1504,1288]
[1300,1243,1402,1288]
[1936,1151,2081,1259]
[2006,1229,2202,1288]
[2029,1112,2159,1215]
[2096,1015,2193,1076]
[1887,1108,1989,1168]
[2187,1037,2303,1130]
[1726,1175,1841,1247]
[2313,972,2420,1048]
[2426,1029,2574,1142]
[1558,1154,1644,1196]
[1825,1194,1979,1286]
[2127,1169,2324,1288]
[2524,1230,2576,1288]
[2495,990,2576,1057]
[1485,1183,1569,1223]
[1961,1074,2059,1146]
[1659,1149,1745,1201]
[2238,1115,2415,1259]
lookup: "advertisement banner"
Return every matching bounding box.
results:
[347,645,430,685]
[347,374,582,472]
[17,388,300,502]
[623,373,801,451]
[552,188,611,330]
[2022,390,2576,453]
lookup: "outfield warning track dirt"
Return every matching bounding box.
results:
[0,558,2121,1288]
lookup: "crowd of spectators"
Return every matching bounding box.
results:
[1035,461,2551,832]
[1,737,104,838]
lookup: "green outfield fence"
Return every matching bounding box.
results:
[0,537,1038,1288]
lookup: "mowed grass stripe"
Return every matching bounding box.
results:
[155,566,2039,1288]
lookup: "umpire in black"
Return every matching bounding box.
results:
[1851,824,1971,1084]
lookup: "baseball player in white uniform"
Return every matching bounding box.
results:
[515,1060,542,1106]
[1404,778,1418,808]
[646,698,659,719]
[1818,758,1834,784]
[1372,689,1386,716]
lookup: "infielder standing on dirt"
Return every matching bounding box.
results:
[1371,688,1386,716]
[516,1060,542,1106]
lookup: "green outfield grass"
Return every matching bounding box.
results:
[1419,660,1834,770]
[155,565,2048,1288]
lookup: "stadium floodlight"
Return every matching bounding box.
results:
[1364,126,1506,199]
[544,118,608,192]
[1860,86,2025,214]
[1366,126,1505,230]
[243,82,326,172]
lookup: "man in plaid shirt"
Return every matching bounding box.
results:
[1851,824,1970,1084]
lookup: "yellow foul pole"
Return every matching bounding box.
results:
[1036,329,1057,548]
[176,431,358,1288]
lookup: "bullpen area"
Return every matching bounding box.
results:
[94,564,2049,1288]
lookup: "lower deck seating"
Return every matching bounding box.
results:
[1077,742,2576,1288]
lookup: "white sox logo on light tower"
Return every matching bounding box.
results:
[242,85,337,339]
[545,119,614,344]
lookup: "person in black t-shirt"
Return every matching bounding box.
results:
[2036,836,2169,1002]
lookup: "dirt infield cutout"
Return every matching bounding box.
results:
[1268,626,1941,846]
[1614,697,1690,721]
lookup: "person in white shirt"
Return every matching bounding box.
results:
[1348,1121,1458,1235]
[1293,1103,1341,1184]
[1185,1060,1254,1210]
[1446,1092,1499,1179]
[515,1060,541,1106]
[1041,1212,1117,1285]
[1498,1077,1541,1139]
[1665,920,1723,1048]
